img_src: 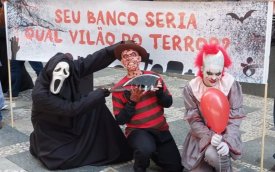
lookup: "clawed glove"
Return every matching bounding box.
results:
[130,87,144,102]
[123,90,131,101]
[211,134,222,147]
[217,142,229,156]
[155,80,163,96]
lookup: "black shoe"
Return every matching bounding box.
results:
[134,167,146,172]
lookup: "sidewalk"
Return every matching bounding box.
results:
[0,67,275,172]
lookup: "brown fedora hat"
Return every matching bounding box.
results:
[115,41,148,62]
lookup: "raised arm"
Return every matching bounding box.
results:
[75,42,122,77]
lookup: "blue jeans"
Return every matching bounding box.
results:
[11,60,35,97]
[29,61,43,76]
[274,98,275,126]
[10,60,43,97]
[0,81,4,121]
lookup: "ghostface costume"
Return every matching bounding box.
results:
[29,43,132,170]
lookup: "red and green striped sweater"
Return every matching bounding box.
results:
[112,71,171,136]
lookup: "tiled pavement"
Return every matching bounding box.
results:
[0,67,275,172]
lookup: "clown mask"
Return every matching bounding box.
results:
[50,61,70,94]
[202,51,224,87]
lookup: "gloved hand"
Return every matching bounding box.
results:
[217,142,229,156]
[211,134,222,147]
[151,79,162,90]
[99,88,110,97]
[130,87,144,102]
[123,90,131,100]
[155,80,163,96]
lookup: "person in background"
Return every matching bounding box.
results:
[0,77,7,129]
[272,22,275,128]
[112,41,183,172]
[0,0,8,129]
[5,36,44,98]
[181,44,246,171]
[0,0,9,93]
[9,59,43,98]
[0,81,6,129]
[274,100,275,128]
[0,0,43,98]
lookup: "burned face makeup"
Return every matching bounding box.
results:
[121,49,141,72]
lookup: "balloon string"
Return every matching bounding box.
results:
[219,154,221,172]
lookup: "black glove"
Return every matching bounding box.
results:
[123,90,131,101]
[123,90,136,106]
[99,88,110,97]
[155,80,164,98]
[155,86,164,98]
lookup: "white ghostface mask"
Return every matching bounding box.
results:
[202,51,224,87]
[50,61,70,94]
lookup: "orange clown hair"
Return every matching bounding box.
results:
[195,44,232,77]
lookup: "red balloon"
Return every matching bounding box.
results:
[200,88,230,134]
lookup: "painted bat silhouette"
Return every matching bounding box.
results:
[226,10,256,23]
[252,33,261,38]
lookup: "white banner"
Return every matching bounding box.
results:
[5,0,273,84]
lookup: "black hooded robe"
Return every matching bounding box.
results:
[29,43,132,170]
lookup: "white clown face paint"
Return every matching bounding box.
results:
[202,51,224,87]
[50,61,70,94]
